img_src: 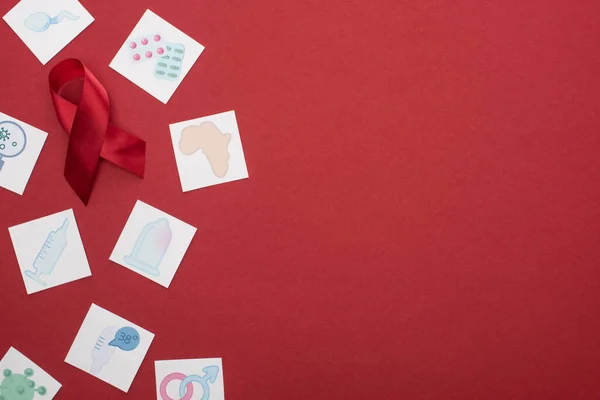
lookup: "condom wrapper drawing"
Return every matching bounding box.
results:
[49,58,146,205]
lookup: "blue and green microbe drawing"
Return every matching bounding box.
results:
[0,127,19,151]
[0,368,46,400]
[0,127,10,141]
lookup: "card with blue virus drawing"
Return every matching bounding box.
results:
[3,0,94,64]
[0,112,48,196]
[0,347,61,399]
[8,209,91,295]
[64,304,155,392]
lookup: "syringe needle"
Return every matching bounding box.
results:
[59,218,69,231]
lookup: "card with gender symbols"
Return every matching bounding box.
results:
[109,9,205,103]
[3,0,94,64]
[8,209,91,295]
[170,110,249,192]
[155,358,225,400]
[0,112,47,195]
[64,304,155,392]
[0,347,62,399]
[109,200,197,288]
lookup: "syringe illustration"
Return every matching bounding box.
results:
[24,218,69,286]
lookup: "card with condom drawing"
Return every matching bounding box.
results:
[109,200,197,288]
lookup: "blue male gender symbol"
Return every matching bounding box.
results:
[178,366,219,400]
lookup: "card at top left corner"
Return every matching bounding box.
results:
[0,346,62,399]
[8,209,91,295]
[3,0,94,64]
[0,112,47,196]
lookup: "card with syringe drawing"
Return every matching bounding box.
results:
[8,208,91,294]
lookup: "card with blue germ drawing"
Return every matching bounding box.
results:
[109,200,197,288]
[0,112,47,195]
[155,358,225,400]
[169,110,249,192]
[8,209,91,295]
[0,347,61,399]
[109,9,205,104]
[64,304,155,393]
[3,0,94,64]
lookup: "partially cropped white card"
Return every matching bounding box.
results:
[3,0,94,64]
[0,347,61,399]
[109,200,196,288]
[170,110,249,192]
[64,304,154,392]
[0,112,47,195]
[155,358,225,400]
[8,209,91,295]
[109,9,204,103]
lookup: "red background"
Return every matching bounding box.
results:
[1,0,600,398]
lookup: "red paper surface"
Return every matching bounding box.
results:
[1,0,600,398]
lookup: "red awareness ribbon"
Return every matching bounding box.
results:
[49,58,145,205]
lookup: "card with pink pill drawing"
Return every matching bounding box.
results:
[109,9,205,104]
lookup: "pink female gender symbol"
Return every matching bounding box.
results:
[160,373,194,400]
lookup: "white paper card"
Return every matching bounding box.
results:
[109,9,205,103]
[155,358,225,400]
[0,112,47,195]
[0,347,61,399]
[64,304,155,392]
[8,209,91,295]
[170,110,249,192]
[3,0,94,64]
[109,200,197,288]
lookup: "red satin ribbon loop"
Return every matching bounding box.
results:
[49,58,145,204]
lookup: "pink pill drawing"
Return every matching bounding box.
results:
[145,51,152,58]
[141,38,148,45]
[130,42,137,49]
[133,54,141,61]
[156,47,164,55]
[154,34,161,42]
